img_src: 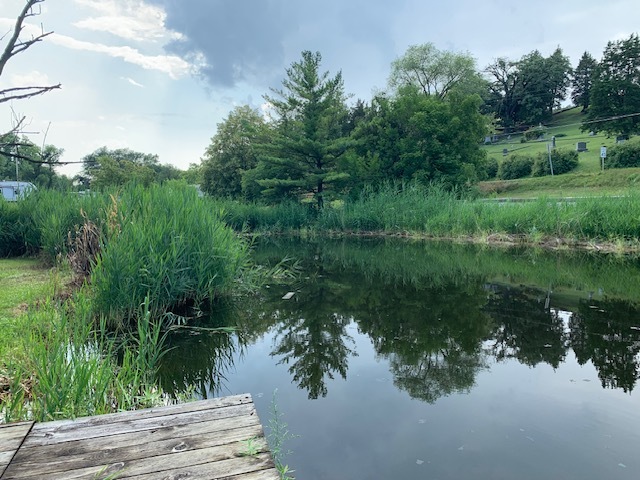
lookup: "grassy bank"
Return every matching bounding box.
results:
[214,183,640,251]
[479,107,640,198]
[1,184,255,422]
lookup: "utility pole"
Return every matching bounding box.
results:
[13,148,19,181]
[547,143,554,176]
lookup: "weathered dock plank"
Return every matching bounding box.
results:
[1,394,280,480]
[0,422,33,477]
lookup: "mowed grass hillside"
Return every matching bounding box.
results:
[479,107,640,198]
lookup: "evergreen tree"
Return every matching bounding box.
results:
[571,51,598,111]
[256,51,350,208]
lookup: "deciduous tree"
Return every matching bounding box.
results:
[1,0,61,149]
[201,105,270,198]
[585,34,640,136]
[389,43,481,99]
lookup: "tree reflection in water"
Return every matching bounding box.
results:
[156,237,640,404]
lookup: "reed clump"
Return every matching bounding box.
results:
[89,184,251,327]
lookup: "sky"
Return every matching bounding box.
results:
[0,0,638,177]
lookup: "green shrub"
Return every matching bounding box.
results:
[498,155,534,180]
[532,149,579,176]
[523,126,547,141]
[607,142,640,169]
[484,157,499,179]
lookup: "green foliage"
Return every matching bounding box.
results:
[90,184,250,326]
[532,149,579,176]
[586,34,640,136]
[201,106,270,199]
[486,48,572,128]
[523,126,547,141]
[2,293,174,423]
[0,200,25,257]
[212,197,316,232]
[389,43,485,99]
[572,51,598,111]
[267,389,297,480]
[78,147,181,189]
[0,134,66,188]
[498,154,534,180]
[485,157,499,179]
[606,142,640,168]
[254,51,350,208]
[349,88,487,189]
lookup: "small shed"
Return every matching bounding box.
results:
[0,181,36,201]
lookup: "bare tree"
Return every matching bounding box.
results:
[1,0,61,166]
[0,0,61,104]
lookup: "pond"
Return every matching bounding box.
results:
[158,238,640,480]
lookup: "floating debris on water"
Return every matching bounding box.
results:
[618,463,627,468]
[416,460,424,465]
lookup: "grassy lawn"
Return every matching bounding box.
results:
[480,107,640,198]
[0,258,65,358]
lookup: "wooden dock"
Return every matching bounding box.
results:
[0,393,280,479]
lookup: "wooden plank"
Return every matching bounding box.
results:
[209,470,281,480]
[24,403,256,447]
[2,396,280,480]
[0,422,34,444]
[5,439,274,479]
[7,422,264,477]
[0,421,33,477]
[14,413,260,461]
[122,453,278,480]
[31,394,252,431]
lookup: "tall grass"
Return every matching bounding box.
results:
[0,200,25,257]
[2,292,175,423]
[221,182,640,244]
[90,184,251,327]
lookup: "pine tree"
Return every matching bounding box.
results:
[257,51,349,208]
[571,52,597,112]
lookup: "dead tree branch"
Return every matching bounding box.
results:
[0,0,61,104]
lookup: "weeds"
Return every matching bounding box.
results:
[266,389,298,480]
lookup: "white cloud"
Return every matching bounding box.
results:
[72,0,181,42]
[121,77,145,88]
[9,71,52,88]
[49,33,191,78]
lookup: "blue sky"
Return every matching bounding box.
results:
[1,0,638,177]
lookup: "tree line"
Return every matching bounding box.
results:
[200,33,640,207]
[2,0,638,200]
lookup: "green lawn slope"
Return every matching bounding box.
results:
[479,107,640,198]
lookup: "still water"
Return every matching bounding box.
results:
[159,238,640,480]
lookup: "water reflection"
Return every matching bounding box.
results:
[570,298,640,392]
[158,238,640,403]
[485,285,569,368]
[158,308,247,397]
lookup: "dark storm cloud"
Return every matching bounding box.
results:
[148,0,293,87]
[146,0,402,91]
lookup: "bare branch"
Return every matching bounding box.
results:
[0,84,62,103]
[0,1,48,77]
